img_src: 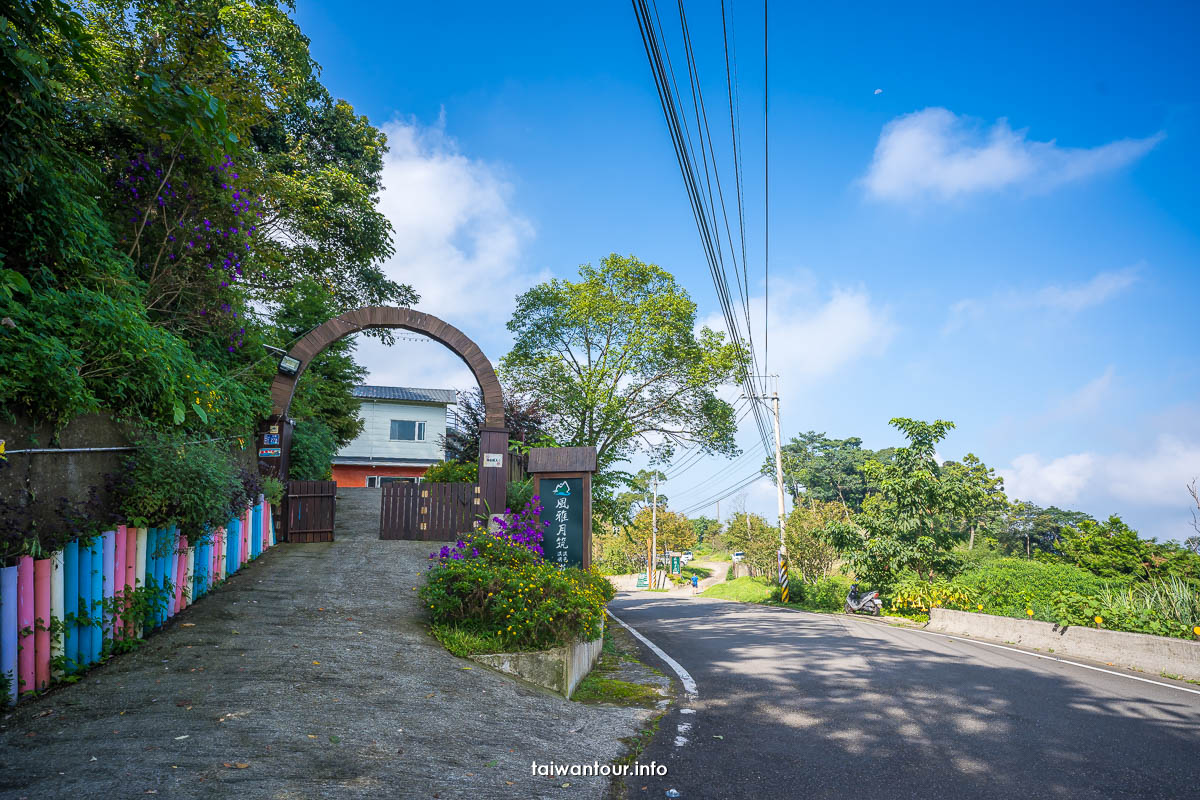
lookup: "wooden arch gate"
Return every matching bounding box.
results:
[257,306,508,541]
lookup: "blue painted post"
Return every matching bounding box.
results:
[88,537,102,664]
[228,518,240,575]
[62,540,78,671]
[146,528,159,627]
[154,528,167,626]
[251,504,260,559]
[164,527,176,620]
[0,565,17,705]
[195,539,208,598]
[76,539,92,666]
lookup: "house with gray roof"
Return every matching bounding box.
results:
[330,385,458,487]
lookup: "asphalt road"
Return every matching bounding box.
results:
[610,593,1200,800]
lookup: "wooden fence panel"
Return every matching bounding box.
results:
[285,480,336,543]
[379,482,481,540]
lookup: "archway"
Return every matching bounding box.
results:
[257,306,508,535]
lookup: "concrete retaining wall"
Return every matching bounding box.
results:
[471,621,604,698]
[928,608,1200,680]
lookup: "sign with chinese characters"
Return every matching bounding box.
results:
[258,447,281,458]
[671,555,681,574]
[483,452,504,468]
[539,477,585,568]
[263,433,280,445]
[268,425,280,435]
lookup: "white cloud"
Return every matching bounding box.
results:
[377,115,539,322]
[863,107,1163,202]
[703,280,895,383]
[1000,452,1097,505]
[1000,436,1200,510]
[942,266,1140,333]
[349,115,543,389]
[1033,267,1139,312]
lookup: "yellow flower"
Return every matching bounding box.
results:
[976,604,983,611]
[1194,626,1200,637]
[1094,616,1103,625]
[1026,609,1034,617]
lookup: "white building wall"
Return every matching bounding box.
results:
[336,400,447,463]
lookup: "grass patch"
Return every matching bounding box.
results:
[573,676,662,706]
[614,712,664,767]
[681,564,712,579]
[430,624,533,657]
[701,576,774,603]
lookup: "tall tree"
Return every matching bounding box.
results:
[769,431,889,515]
[942,453,1008,550]
[826,418,967,588]
[722,511,777,578]
[442,387,548,465]
[502,254,744,520]
[783,501,841,584]
[612,469,668,527]
[628,506,695,559]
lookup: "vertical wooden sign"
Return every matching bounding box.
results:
[527,447,597,570]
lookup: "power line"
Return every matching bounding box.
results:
[631,0,775,458]
[678,469,768,516]
[763,0,769,378]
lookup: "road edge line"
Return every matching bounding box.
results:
[607,609,697,697]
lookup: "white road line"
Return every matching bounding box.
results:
[823,611,1200,698]
[607,609,698,697]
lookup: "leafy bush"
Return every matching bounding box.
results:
[424,459,478,483]
[953,558,1113,619]
[116,432,242,539]
[420,498,613,650]
[288,419,337,480]
[1053,578,1200,640]
[888,577,972,615]
[262,475,285,505]
[796,575,855,611]
[506,478,534,511]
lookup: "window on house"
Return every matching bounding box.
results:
[390,420,426,441]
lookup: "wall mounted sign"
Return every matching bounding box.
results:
[258,447,281,458]
[483,452,504,468]
[268,425,280,435]
[263,433,280,445]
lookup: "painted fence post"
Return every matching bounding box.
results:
[34,558,50,690]
[88,536,103,664]
[114,526,127,637]
[63,540,78,671]
[184,545,195,608]
[1,564,16,705]
[164,528,176,620]
[50,551,64,679]
[228,518,239,575]
[172,533,185,616]
[17,555,34,696]
[123,527,135,636]
[102,531,115,643]
[76,539,91,666]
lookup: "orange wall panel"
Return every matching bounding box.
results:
[332,464,427,487]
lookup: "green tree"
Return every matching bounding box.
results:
[942,453,1008,550]
[1057,515,1156,580]
[770,431,890,515]
[628,507,695,562]
[612,469,668,527]
[722,511,779,578]
[998,502,1093,557]
[288,419,337,481]
[502,254,744,521]
[827,418,966,588]
[690,515,721,546]
[783,501,841,584]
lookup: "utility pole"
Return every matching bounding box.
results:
[744,376,790,600]
[652,474,659,589]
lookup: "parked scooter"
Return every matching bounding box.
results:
[844,583,882,616]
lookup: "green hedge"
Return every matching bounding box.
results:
[953,558,1114,619]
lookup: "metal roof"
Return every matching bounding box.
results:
[351,385,457,404]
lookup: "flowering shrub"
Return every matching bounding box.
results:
[420,497,613,650]
[888,577,973,616]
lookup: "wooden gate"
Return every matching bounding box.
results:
[380,482,481,540]
[285,480,337,542]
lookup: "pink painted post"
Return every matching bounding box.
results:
[122,526,136,635]
[243,509,250,564]
[33,559,50,690]
[114,526,127,636]
[101,530,115,642]
[172,535,185,614]
[17,555,35,696]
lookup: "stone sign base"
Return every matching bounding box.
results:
[471,623,604,698]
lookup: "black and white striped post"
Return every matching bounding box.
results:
[778,548,789,603]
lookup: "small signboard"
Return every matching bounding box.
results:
[258,447,281,458]
[263,433,280,445]
[636,574,648,588]
[539,477,585,568]
[269,425,279,435]
[483,452,504,468]
[671,555,681,575]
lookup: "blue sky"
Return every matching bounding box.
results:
[294,1,1200,541]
